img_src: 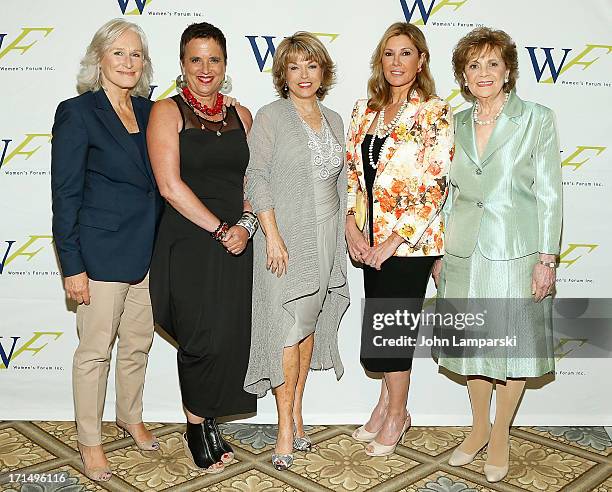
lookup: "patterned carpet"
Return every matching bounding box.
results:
[0,421,610,491]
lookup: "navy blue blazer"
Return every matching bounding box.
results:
[51,90,162,282]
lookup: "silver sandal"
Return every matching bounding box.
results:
[293,434,312,452]
[272,453,294,471]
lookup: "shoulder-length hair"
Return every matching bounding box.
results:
[271,32,336,100]
[368,22,436,111]
[452,27,519,102]
[76,19,153,97]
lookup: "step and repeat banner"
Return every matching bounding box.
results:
[1,0,610,425]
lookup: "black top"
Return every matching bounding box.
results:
[361,134,386,244]
[129,131,147,162]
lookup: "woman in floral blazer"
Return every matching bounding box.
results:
[345,22,453,456]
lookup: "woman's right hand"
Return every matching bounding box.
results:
[345,215,370,263]
[266,233,289,277]
[64,272,90,305]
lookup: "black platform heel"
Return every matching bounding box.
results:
[204,417,234,464]
[182,422,224,473]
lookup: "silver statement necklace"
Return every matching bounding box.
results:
[473,91,510,125]
[368,94,412,169]
[299,104,342,180]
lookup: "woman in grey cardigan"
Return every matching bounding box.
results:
[244,32,349,471]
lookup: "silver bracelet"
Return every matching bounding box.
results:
[236,211,259,239]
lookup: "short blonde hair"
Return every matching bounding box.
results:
[271,32,336,100]
[76,19,153,97]
[452,27,518,101]
[368,22,436,111]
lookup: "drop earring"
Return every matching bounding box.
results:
[176,73,187,91]
[220,74,232,94]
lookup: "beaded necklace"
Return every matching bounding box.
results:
[473,91,510,125]
[367,92,413,169]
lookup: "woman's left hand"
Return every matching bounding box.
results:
[531,255,557,302]
[222,95,238,107]
[222,225,249,255]
[431,258,443,288]
[361,233,404,270]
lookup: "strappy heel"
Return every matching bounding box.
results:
[77,442,112,482]
[116,419,160,451]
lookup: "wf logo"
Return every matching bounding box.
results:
[246,33,339,72]
[0,135,52,170]
[0,332,63,369]
[0,28,53,61]
[117,0,152,15]
[399,0,468,25]
[554,338,588,361]
[148,82,177,101]
[562,146,606,171]
[0,236,54,274]
[558,243,598,268]
[526,45,612,83]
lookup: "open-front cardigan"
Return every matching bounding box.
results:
[244,97,350,397]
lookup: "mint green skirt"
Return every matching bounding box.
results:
[436,247,555,380]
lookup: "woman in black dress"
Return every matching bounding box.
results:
[148,22,257,473]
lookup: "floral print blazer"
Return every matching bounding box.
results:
[346,91,454,257]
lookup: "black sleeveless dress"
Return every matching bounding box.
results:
[150,96,256,418]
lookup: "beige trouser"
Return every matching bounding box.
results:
[73,274,154,446]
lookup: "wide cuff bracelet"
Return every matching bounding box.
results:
[236,211,259,239]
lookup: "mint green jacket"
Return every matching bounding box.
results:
[443,92,562,260]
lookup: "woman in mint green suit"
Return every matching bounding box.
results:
[433,28,562,483]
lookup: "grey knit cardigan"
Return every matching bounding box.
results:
[244,97,350,397]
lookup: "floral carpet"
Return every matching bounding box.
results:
[0,422,610,491]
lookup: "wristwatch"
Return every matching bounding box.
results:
[539,260,557,268]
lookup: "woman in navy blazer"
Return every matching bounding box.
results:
[51,19,161,482]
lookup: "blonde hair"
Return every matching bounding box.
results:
[76,19,153,97]
[271,32,336,100]
[452,27,518,102]
[368,22,436,111]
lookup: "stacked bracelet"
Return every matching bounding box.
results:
[211,221,229,242]
[236,211,259,239]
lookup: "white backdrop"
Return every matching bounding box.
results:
[1,0,611,425]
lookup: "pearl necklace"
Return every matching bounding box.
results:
[473,91,510,125]
[367,95,411,170]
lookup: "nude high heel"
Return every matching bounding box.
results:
[484,437,510,483]
[116,419,160,451]
[364,414,411,457]
[448,424,491,466]
[77,442,112,482]
[484,462,509,483]
[352,424,381,442]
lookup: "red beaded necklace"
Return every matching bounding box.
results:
[181,86,224,116]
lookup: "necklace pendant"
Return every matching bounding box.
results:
[216,130,222,137]
[201,124,206,130]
